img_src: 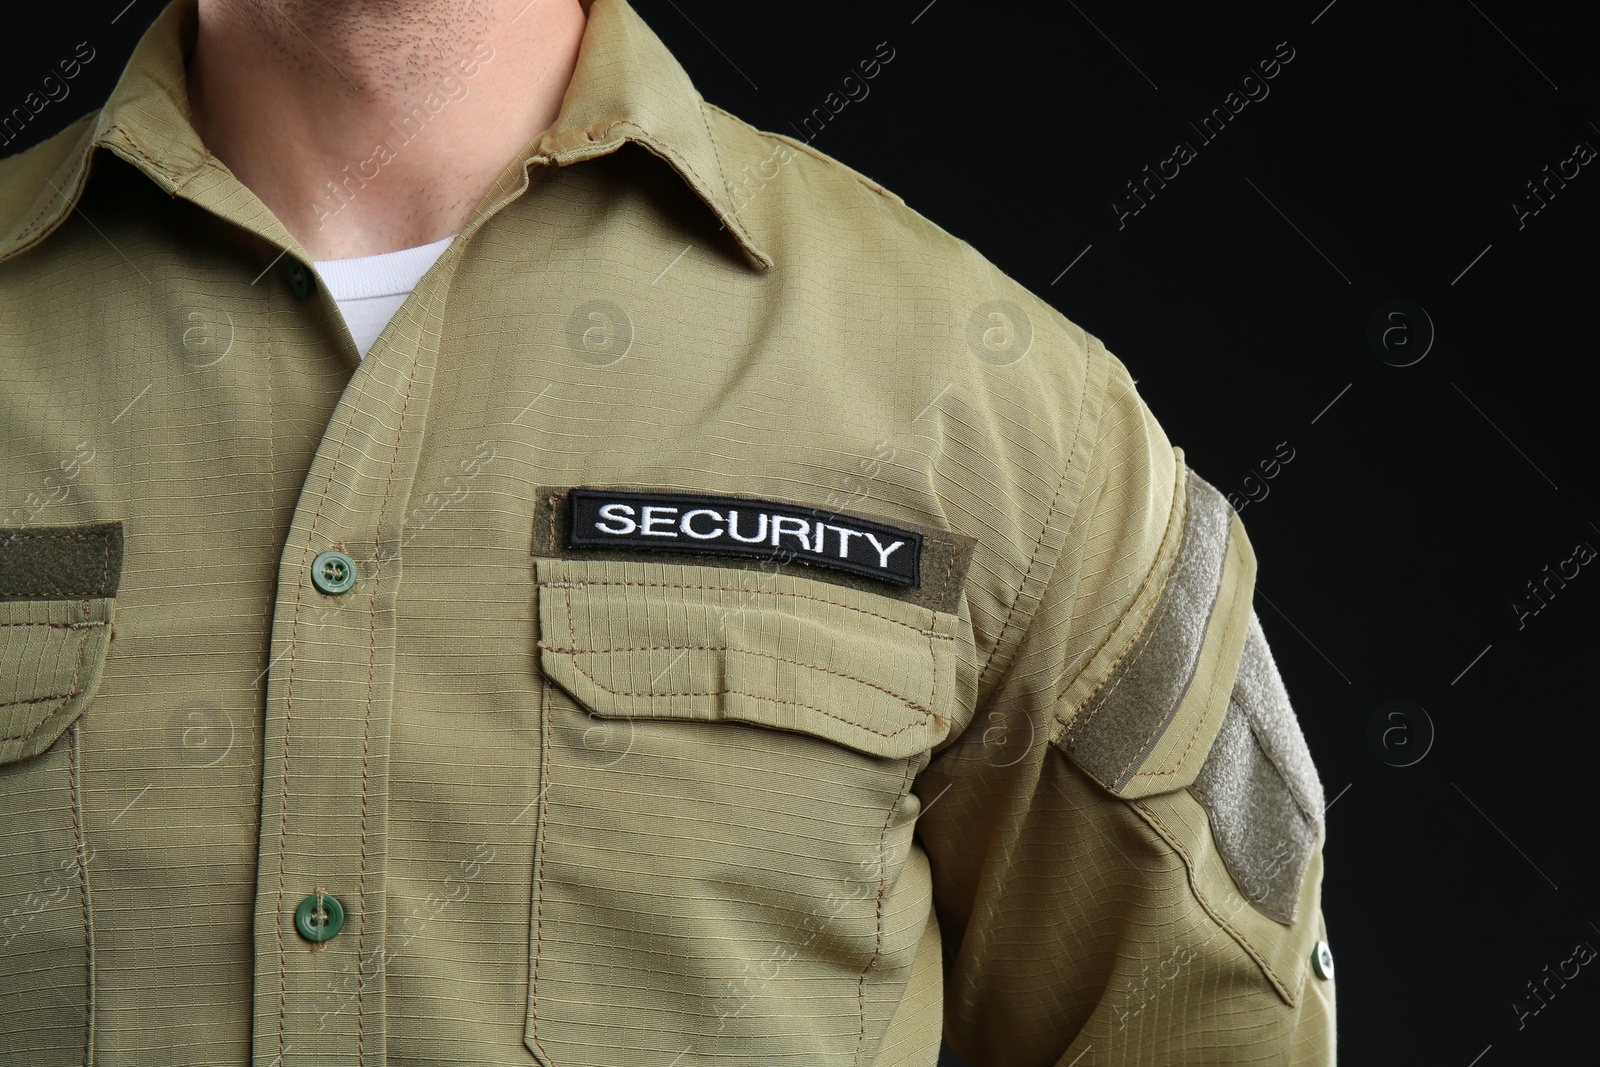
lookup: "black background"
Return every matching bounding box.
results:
[5,2,1597,1064]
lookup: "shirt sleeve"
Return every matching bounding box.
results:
[915,339,1337,1066]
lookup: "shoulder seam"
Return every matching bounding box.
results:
[701,101,905,206]
[973,327,1108,702]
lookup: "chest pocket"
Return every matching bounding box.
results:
[525,555,959,1066]
[0,521,121,1066]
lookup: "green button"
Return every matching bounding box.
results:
[311,550,357,595]
[1312,940,1334,980]
[294,891,345,942]
[286,261,315,299]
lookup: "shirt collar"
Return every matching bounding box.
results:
[0,0,772,269]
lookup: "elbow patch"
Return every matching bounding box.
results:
[1053,464,1325,924]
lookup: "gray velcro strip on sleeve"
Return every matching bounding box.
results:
[1188,611,1324,924]
[1059,470,1233,791]
[1230,610,1325,824]
[0,521,124,601]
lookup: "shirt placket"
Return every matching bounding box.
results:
[250,251,453,1067]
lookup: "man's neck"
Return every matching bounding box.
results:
[187,0,588,260]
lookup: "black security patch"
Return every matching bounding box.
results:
[565,488,924,587]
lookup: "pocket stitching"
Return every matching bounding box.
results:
[855,756,916,1065]
[528,683,554,1063]
[1,693,74,715]
[537,576,947,636]
[0,620,101,627]
[0,622,96,740]
[549,583,943,739]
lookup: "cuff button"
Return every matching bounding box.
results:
[1312,939,1335,980]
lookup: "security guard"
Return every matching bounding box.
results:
[0,0,1335,1064]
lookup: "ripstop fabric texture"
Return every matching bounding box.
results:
[0,0,1336,1063]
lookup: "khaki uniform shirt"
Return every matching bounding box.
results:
[0,0,1336,1063]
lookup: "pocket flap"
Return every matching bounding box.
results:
[0,597,114,764]
[534,556,958,759]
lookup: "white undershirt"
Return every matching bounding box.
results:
[313,234,457,360]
